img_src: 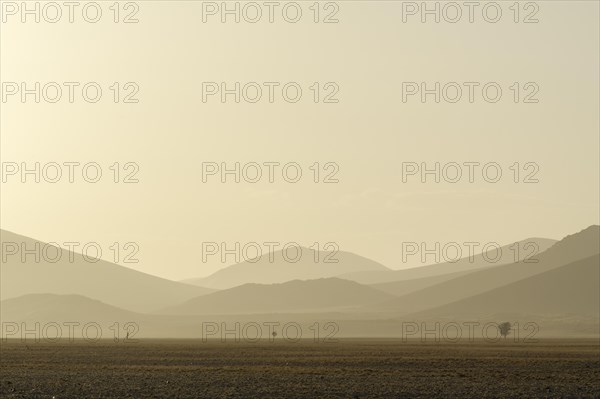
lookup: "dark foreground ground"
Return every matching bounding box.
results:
[1,339,599,398]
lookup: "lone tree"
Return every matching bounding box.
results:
[498,322,512,339]
[272,331,277,339]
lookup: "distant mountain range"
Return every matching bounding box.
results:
[181,248,390,289]
[1,293,139,323]
[0,230,215,313]
[370,225,599,315]
[160,278,395,315]
[412,254,599,319]
[339,237,557,285]
[1,226,598,338]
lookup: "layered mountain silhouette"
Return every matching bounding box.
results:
[370,226,599,315]
[0,293,139,323]
[412,254,599,318]
[182,248,390,289]
[340,238,557,285]
[0,293,198,338]
[160,278,395,315]
[369,270,475,297]
[0,230,214,313]
[1,226,598,338]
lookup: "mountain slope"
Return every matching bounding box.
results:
[161,278,396,315]
[370,270,474,296]
[371,226,599,314]
[0,230,215,313]
[183,248,390,289]
[0,294,180,339]
[0,293,140,322]
[340,238,557,285]
[412,254,600,318]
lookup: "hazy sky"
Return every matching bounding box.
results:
[1,1,598,280]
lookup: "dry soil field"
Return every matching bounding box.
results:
[1,339,599,398]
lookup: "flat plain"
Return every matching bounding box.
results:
[1,339,599,398]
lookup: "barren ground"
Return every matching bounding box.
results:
[1,339,599,398]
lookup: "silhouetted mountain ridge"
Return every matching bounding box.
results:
[183,247,390,289]
[161,277,396,315]
[0,230,215,313]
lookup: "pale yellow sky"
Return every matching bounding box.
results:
[1,1,598,280]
